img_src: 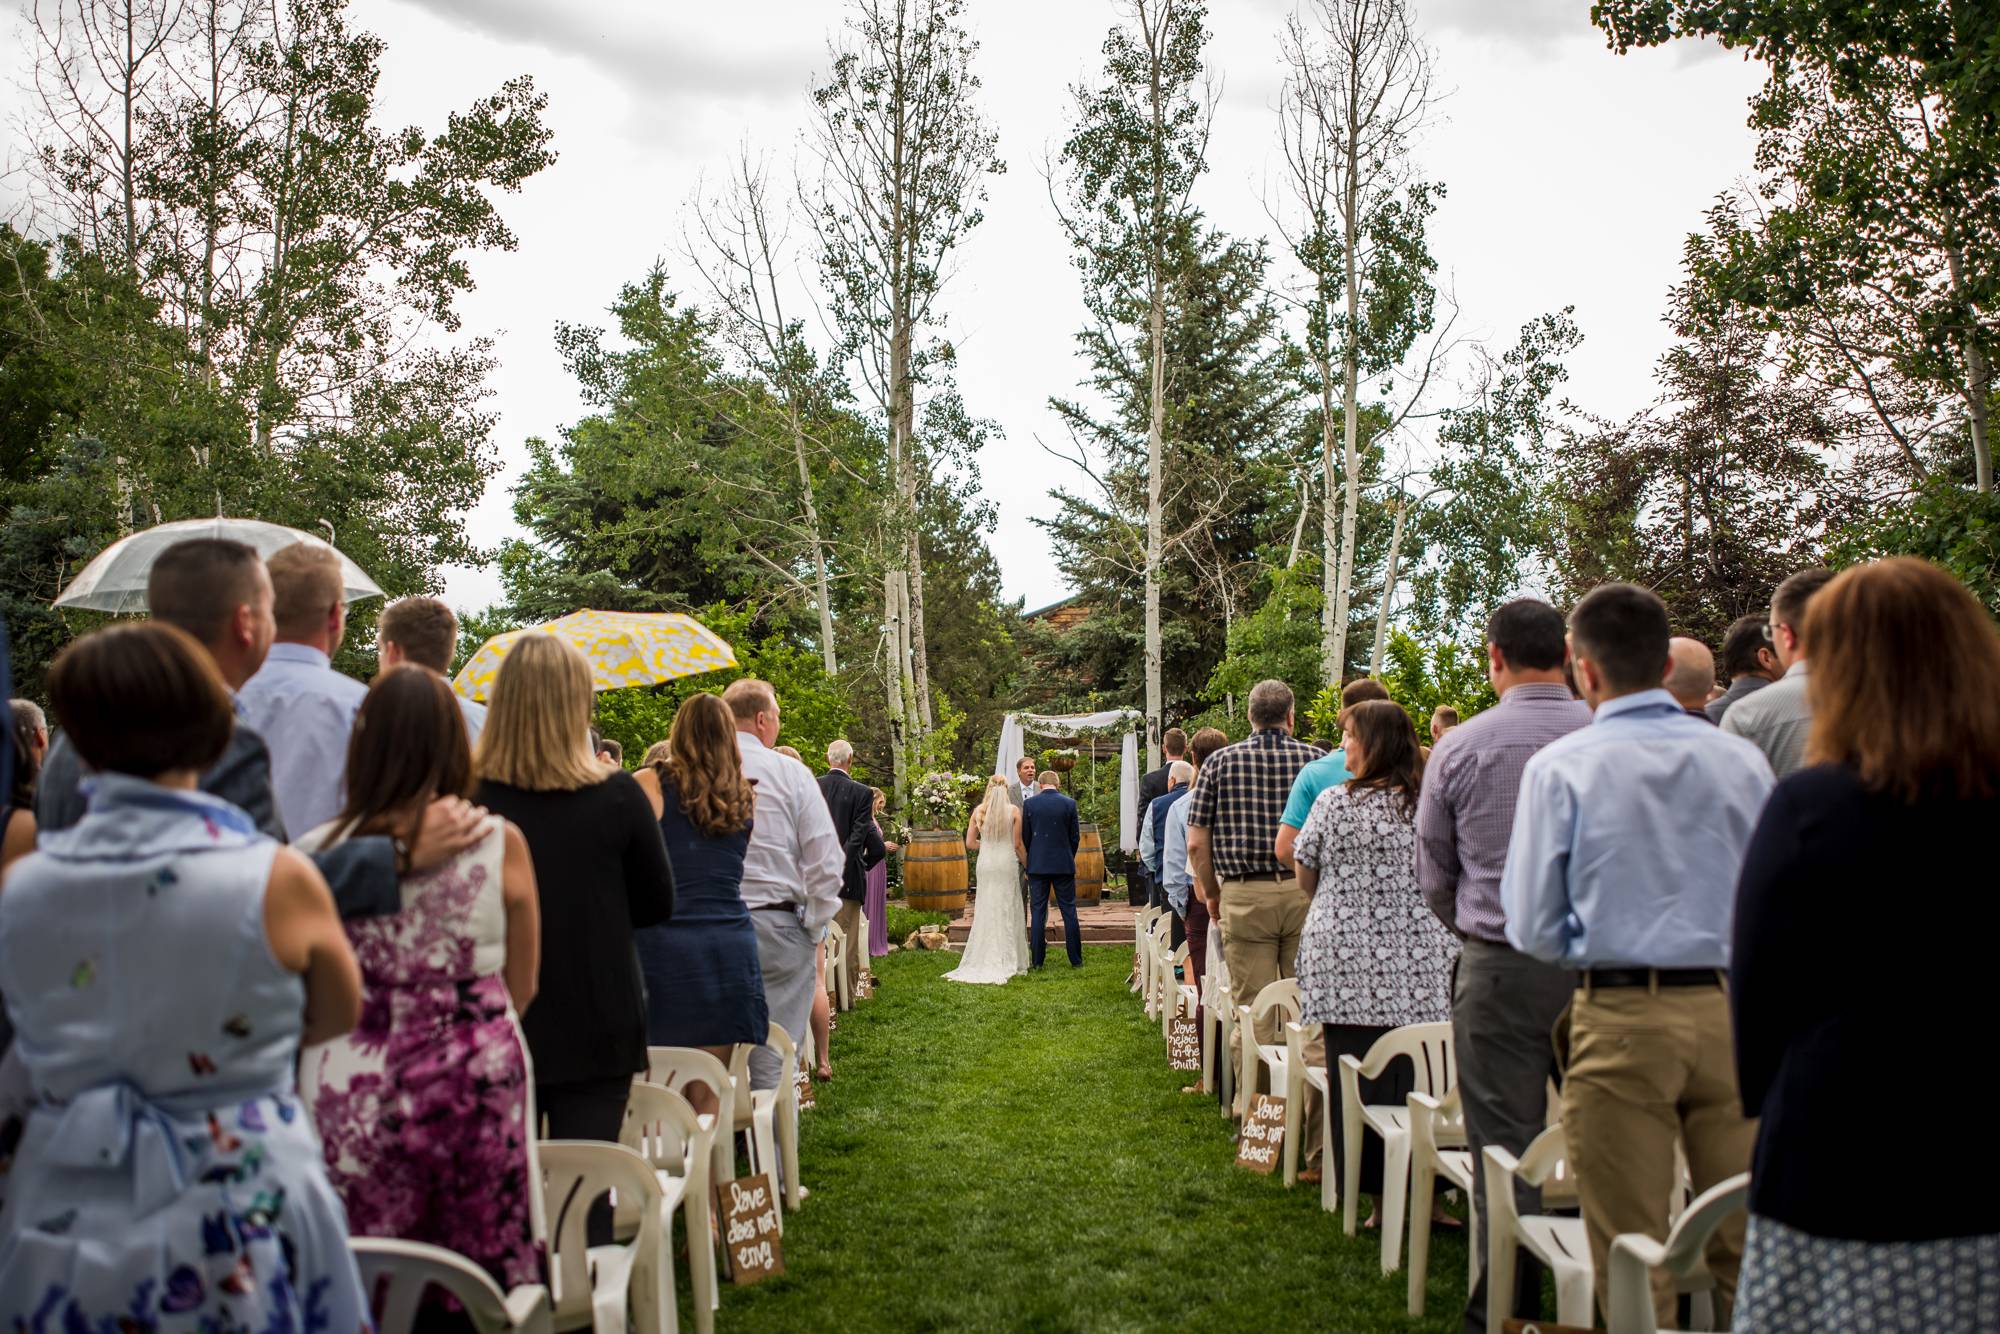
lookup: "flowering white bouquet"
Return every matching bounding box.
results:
[909,769,980,830]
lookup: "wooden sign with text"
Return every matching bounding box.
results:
[719,1174,785,1285]
[794,1067,816,1111]
[1236,1094,1285,1174]
[1167,1016,1201,1071]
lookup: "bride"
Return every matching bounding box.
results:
[944,776,1030,985]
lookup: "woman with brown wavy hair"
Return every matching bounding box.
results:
[635,692,768,1110]
[1730,557,2000,1332]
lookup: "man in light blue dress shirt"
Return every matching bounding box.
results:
[237,543,369,840]
[377,595,485,744]
[1500,582,1773,1328]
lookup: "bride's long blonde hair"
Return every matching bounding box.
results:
[980,775,1012,845]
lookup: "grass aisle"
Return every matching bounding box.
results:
[719,946,1469,1333]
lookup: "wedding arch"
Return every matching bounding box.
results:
[994,709,1143,853]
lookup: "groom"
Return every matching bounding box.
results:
[1020,770,1084,969]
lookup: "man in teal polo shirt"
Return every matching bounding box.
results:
[1275,678,1390,868]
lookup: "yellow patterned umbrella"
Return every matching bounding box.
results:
[452,610,738,703]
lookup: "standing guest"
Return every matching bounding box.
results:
[1293,700,1459,1223]
[1414,597,1592,1334]
[1666,636,1719,720]
[1428,705,1458,745]
[473,633,674,1225]
[1706,613,1782,723]
[597,737,624,767]
[1163,727,1229,1094]
[0,623,368,1327]
[378,594,486,743]
[4,702,47,876]
[1723,568,1835,776]
[238,542,369,839]
[1009,754,1039,808]
[298,665,543,1296]
[1731,558,2000,1330]
[818,739,884,999]
[34,539,481,925]
[636,693,767,1117]
[1186,680,1321,1081]
[1275,678,1391,870]
[1134,727,1188,907]
[867,788,895,957]
[1502,583,1773,1328]
[774,744,804,762]
[1138,760,1193,946]
[725,678,844,1091]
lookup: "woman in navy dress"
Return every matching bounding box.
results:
[635,693,766,1110]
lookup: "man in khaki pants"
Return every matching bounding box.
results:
[1501,584,1774,1328]
[1185,680,1323,1162]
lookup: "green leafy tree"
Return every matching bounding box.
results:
[1594,0,2000,492]
[1206,556,1327,718]
[1827,480,2000,619]
[1376,631,1495,744]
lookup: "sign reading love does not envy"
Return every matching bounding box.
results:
[1235,1093,1285,1174]
[718,1174,785,1285]
[1167,1016,1201,1071]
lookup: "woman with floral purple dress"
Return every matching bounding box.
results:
[298,665,544,1294]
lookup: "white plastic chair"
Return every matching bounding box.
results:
[1606,1173,1747,1334]
[620,1081,717,1334]
[351,1237,553,1334]
[1338,1020,1455,1274]
[1305,1064,1337,1212]
[1233,978,1300,1123]
[539,1140,673,1334]
[1202,939,1234,1107]
[857,911,873,993]
[1406,1086,1479,1316]
[1158,941,1191,1039]
[747,1023,803,1212]
[646,1047,746,1221]
[1142,914,1173,1019]
[1132,905,1160,994]
[1484,1127,1592,1334]
[827,920,852,1013]
[1279,1020,1327,1187]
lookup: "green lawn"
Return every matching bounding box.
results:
[714,946,1470,1333]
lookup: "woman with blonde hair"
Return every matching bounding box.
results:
[866,787,896,957]
[635,693,767,1114]
[1730,558,2000,1330]
[945,775,1029,984]
[472,635,673,1223]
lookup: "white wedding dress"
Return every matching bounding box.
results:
[944,808,1030,986]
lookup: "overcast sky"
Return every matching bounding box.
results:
[15,0,1772,614]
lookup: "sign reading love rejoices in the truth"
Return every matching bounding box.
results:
[1167,1016,1201,1071]
[720,1174,785,1285]
[1235,1094,1286,1175]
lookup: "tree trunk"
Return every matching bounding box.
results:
[1144,251,1166,774]
[1368,494,1406,676]
[908,527,935,731]
[1965,339,1993,494]
[789,403,838,675]
[882,567,908,811]
[1327,152,1363,689]
[1317,356,1341,673]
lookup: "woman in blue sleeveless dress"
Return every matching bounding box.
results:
[0,622,367,1330]
[634,693,766,1094]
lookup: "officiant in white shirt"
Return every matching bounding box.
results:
[1008,754,1039,808]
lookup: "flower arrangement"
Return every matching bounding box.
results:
[1040,747,1081,773]
[909,769,981,830]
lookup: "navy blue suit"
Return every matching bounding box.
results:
[1020,787,1083,967]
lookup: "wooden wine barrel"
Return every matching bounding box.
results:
[903,829,969,913]
[1074,823,1105,909]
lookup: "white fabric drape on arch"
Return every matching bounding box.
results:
[994,709,1143,852]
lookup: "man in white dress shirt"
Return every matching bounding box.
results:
[236,542,368,839]
[724,677,845,1090]
[1008,754,1039,808]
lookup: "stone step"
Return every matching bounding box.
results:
[943,896,1141,946]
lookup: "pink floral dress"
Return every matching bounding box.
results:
[298,818,543,1291]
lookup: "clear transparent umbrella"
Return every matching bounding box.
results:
[53,518,384,613]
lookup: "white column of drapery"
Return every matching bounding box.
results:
[994,714,1026,781]
[1119,729,1139,852]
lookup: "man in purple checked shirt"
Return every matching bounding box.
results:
[1413,598,1590,1334]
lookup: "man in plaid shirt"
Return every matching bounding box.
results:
[1185,679,1320,1098]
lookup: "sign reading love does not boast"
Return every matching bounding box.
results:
[1167,1016,1201,1071]
[719,1174,785,1285]
[794,1067,816,1111]
[1236,1093,1286,1174]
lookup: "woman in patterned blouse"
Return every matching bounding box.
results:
[1291,699,1460,1228]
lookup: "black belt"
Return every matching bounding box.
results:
[1225,871,1294,884]
[751,903,800,915]
[1584,967,1723,989]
